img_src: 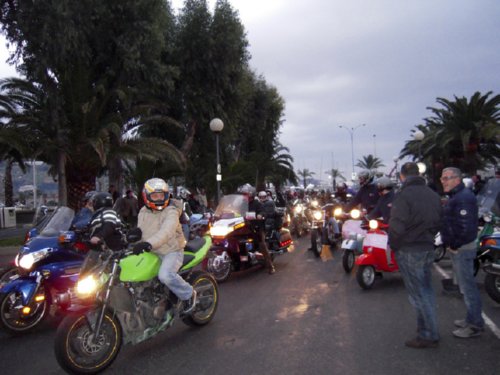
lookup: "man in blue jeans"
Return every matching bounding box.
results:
[441,167,484,338]
[389,162,443,348]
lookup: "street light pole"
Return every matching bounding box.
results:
[210,118,224,205]
[339,124,366,180]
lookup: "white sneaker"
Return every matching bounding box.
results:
[183,290,197,313]
[453,319,467,328]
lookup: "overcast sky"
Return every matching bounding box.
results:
[1,0,499,184]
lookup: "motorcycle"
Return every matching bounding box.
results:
[339,209,367,273]
[309,201,342,258]
[355,219,398,290]
[289,199,310,237]
[0,206,88,334]
[205,194,292,283]
[54,230,218,374]
[478,231,500,303]
[434,233,446,262]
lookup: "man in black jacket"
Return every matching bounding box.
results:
[389,162,442,349]
[441,167,484,338]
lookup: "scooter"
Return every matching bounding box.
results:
[205,194,292,283]
[340,209,367,273]
[355,220,398,290]
[0,207,88,334]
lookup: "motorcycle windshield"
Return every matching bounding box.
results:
[477,179,500,217]
[214,194,249,219]
[39,206,75,237]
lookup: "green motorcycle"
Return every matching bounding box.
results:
[54,233,218,374]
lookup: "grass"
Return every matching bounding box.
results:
[0,236,25,247]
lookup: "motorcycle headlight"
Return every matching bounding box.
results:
[313,210,323,221]
[369,220,379,230]
[350,209,361,220]
[311,200,319,208]
[18,249,50,270]
[334,207,343,217]
[294,205,303,214]
[210,225,236,238]
[76,275,98,296]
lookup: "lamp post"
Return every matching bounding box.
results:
[339,124,366,180]
[412,130,426,174]
[210,118,224,205]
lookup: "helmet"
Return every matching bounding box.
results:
[82,190,97,203]
[336,182,347,193]
[92,192,114,210]
[358,170,372,187]
[376,177,394,191]
[258,191,268,201]
[179,187,190,200]
[237,183,256,197]
[142,178,170,211]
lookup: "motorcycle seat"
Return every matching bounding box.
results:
[184,237,206,253]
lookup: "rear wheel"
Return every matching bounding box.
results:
[342,250,355,273]
[433,245,446,262]
[0,290,49,335]
[356,265,375,290]
[183,271,218,327]
[54,311,122,374]
[484,273,500,303]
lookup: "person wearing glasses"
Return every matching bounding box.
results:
[440,167,484,338]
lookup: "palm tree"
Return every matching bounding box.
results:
[356,154,385,171]
[325,168,345,191]
[296,168,315,189]
[400,91,500,181]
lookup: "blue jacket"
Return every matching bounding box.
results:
[441,182,478,249]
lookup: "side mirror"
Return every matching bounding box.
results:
[127,227,142,243]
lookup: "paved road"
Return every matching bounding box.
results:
[0,237,499,374]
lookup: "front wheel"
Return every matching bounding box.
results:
[433,245,446,262]
[183,271,218,327]
[54,311,122,374]
[342,250,355,273]
[205,251,232,283]
[0,266,19,284]
[0,290,49,335]
[311,229,321,258]
[484,273,500,303]
[356,265,376,290]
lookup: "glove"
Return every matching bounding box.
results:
[132,242,152,255]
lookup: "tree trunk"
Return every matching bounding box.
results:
[4,159,14,206]
[58,150,68,207]
[108,156,123,195]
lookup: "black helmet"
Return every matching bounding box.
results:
[92,192,114,210]
[82,190,97,203]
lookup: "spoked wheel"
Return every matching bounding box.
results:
[311,229,321,258]
[484,274,500,303]
[54,311,122,374]
[342,250,355,273]
[0,267,19,284]
[0,290,49,335]
[433,245,446,262]
[183,271,219,327]
[205,251,231,283]
[356,265,376,290]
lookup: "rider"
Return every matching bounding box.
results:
[88,192,125,251]
[345,170,380,214]
[71,190,97,230]
[367,177,396,265]
[132,178,196,313]
[334,182,349,204]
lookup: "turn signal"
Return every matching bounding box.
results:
[22,307,31,315]
[481,238,497,247]
[34,295,45,302]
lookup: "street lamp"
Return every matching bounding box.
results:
[339,124,366,180]
[412,130,425,175]
[209,118,224,204]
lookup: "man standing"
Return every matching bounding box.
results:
[440,167,484,338]
[389,162,442,349]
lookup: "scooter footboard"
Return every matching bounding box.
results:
[0,276,38,306]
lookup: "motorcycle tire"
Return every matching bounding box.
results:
[356,265,376,290]
[433,245,446,262]
[54,311,122,374]
[342,250,355,273]
[473,258,480,277]
[182,271,219,327]
[205,251,231,283]
[311,230,321,258]
[0,266,19,284]
[484,273,500,303]
[0,290,50,335]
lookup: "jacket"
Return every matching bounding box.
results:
[89,208,124,251]
[346,183,379,214]
[367,190,395,224]
[441,182,478,249]
[137,198,186,256]
[388,176,442,251]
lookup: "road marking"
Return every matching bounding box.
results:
[433,263,500,339]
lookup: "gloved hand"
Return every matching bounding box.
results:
[132,241,152,255]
